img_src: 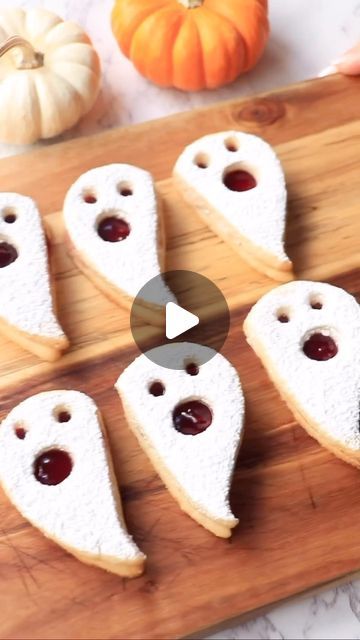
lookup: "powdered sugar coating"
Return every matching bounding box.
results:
[116,343,244,523]
[245,281,360,450]
[63,164,175,305]
[174,131,289,263]
[0,390,143,562]
[0,193,65,338]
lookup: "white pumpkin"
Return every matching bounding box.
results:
[0,8,101,144]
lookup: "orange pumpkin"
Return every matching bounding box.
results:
[111,0,269,91]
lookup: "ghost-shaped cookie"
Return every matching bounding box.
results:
[0,193,68,360]
[63,164,175,325]
[244,280,360,467]
[115,342,245,538]
[173,130,293,281]
[0,390,145,577]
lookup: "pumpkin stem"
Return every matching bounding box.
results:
[177,0,203,7]
[0,36,44,69]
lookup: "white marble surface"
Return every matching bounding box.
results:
[1,1,360,639]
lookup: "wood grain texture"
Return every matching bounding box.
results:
[0,73,359,639]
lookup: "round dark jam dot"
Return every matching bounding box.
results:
[311,302,323,310]
[15,427,26,440]
[120,188,132,197]
[149,381,165,397]
[224,169,257,192]
[185,362,199,376]
[173,401,212,435]
[278,314,289,323]
[4,213,16,223]
[98,217,130,242]
[0,242,18,268]
[84,194,97,204]
[303,333,338,361]
[57,411,71,423]
[197,162,207,169]
[34,449,72,486]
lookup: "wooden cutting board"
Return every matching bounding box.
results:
[0,74,360,640]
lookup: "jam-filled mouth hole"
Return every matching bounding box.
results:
[0,241,18,268]
[302,330,338,361]
[33,448,73,485]
[173,400,212,435]
[223,163,257,192]
[97,214,131,242]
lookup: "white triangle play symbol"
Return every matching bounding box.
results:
[166,302,199,340]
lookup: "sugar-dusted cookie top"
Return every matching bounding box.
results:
[174,130,290,266]
[63,163,174,305]
[0,390,144,569]
[244,280,360,451]
[0,193,66,339]
[116,342,244,525]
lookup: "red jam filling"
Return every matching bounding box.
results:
[0,242,18,268]
[224,170,257,192]
[34,449,73,485]
[98,217,130,242]
[303,333,338,361]
[173,400,212,435]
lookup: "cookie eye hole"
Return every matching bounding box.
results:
[118,182,133,197]
[149,381,165,397]
[185,362,199,376]
[83,191,97,204]
[224,137,239,152]
[277,309,290,323]
[54,407,71,423]
[310,298,323,310]
[2,208,17,223]
[194,153,209,169]
[14,424,26,440]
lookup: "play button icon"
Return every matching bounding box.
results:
[130,270,230,370]
[166,302,199,340]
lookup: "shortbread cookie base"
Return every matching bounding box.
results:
[0,408,145,578]
[121,397,238,538]
[0,315,68,361]
[66,196,167,327]
[173,173,293,282]
[244,318,360,469]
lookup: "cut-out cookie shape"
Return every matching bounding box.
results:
[63,164,175,324]
[115,343,244,538]
[173,131,293,282]
[0,193,68,361]
[0,390,145,577]
[244,281,360,467]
